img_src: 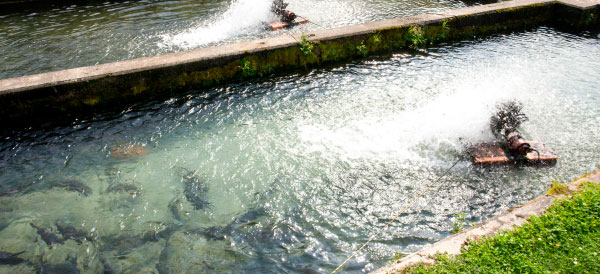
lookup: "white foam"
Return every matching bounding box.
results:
[160,0,274,50]
[297,59,530,163]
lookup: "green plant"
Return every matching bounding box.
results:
[299,33,314,56]
[584,13,596,25]
[390,252,406,263]
[356,41,368,57]
[240,58,255,78]
[452,213,467,234]
[435,20,449,41]
[405,25,425,49]
[372,33,381,44]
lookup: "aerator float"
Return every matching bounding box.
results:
[468,101,558,166]
[268,0,309,30]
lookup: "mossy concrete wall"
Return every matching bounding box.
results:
[0,0,599,127]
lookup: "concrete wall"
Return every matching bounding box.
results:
[0,0,599,127]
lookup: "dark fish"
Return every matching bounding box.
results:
[168,198,183,222]
[105,183,139,195]
[100,257,115,274]
[181,171,210,210]
[103,224,180,251]
[141,224,180,242]
[38,257,80,274]
[0,181,34,197]
[50,180,92,196]
[157,242,171,274]
[0,250,25,265]
[189,207,268,241]
[105,235,146,251]
[56,222,89,243]
[31,223,63,245]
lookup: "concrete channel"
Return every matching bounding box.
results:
[0,0,599,127]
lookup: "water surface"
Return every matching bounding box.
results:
[0,27,599,273]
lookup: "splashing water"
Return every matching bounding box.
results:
[160,0,275,50]
[298,56,526,164]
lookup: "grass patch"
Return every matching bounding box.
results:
[404,182,600,273]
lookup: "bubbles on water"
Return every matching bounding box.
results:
[159,0,275,50]
[296,55,530,165]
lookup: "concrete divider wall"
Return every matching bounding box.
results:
[0,0,598,127]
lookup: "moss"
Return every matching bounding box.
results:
[131,82,149,96]
[82,97,100,106]
[547,181,571,196]
[318,40,355,62]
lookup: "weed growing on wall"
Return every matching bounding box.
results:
[299,33,314,56]
[356,41,368,57]
[585,13,596,25]
[240,58,255,78]
[452,213,467,233]
[435,20,449,41]
[405,25,425,49]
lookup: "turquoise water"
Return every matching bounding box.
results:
[0,0,466,79]
[0,27,599,272]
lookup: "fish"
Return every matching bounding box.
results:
[55,222,89,243]
[100,257,115,274]
[31,222,90,245]
[0,250,25,265]
[50,180,92,196]
[0,181,34,197]
[188,207,268,241]
[31,223,63,245]
[104,225,180,251]
[38,257,80,274]
[105,183,139,195]
[110,143,148,159]
[168,198,183,222]
[180,170,210,210]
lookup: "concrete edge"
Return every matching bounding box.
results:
[0,0,599,126]
[371,169,600,274]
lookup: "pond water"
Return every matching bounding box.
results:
[0,0,467,79]
[0,27,599,273]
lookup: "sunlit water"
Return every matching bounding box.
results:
[0,0,466,79]
[0,27,599,273]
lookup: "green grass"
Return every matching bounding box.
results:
[405,182,600,273]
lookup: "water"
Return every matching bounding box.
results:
[0,0,466,79]
[0,27,599,272]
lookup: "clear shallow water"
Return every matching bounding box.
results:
[0,0,466,79]
[0,27,599,273]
